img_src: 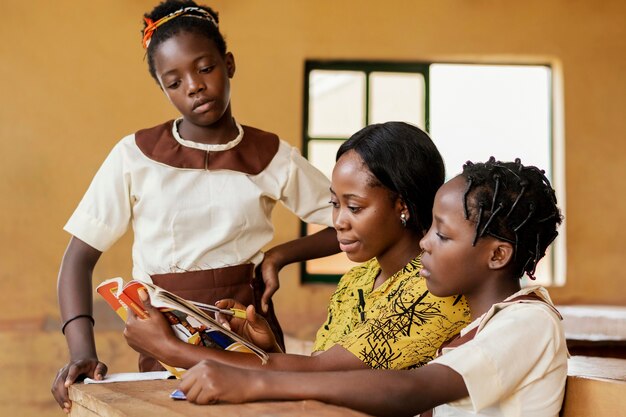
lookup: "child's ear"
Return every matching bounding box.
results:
[488,242,514,270]
[225,52,236,78]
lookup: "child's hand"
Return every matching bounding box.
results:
[179,359,254,404]
[215,299,282,353]
[123,289,179,360]
[213,298,248,331]
[51,358,107,413]
[257,252,283,313]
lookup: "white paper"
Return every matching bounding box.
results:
[84,371,174,384]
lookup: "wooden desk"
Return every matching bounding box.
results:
[69,379,371,417]
[561,356,626,417]
[69,357,626,416]
[559,305,626,359]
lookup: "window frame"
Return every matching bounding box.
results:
[300,59,562,286]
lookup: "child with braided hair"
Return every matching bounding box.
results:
[51,0,340,412]
[177,157,568,417]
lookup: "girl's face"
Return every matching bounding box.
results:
[153,31,234,130]
[419,176,495,298]
[330,150,405,264]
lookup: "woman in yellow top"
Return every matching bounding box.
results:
[124,122,469,372]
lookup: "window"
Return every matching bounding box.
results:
[302,60,565,287]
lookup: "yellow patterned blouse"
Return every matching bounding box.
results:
[313,255,470,369]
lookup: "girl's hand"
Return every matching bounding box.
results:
[179,359,254,404]
[215,299,282,353]
[51,358,107,413]
[123,289,179,360]
[257,251,283,314]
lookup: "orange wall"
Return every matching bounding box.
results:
[1,1,625,414]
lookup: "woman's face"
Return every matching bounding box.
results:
[330,150,406,263]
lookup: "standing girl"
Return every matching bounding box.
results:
[51,0,338,412]
[178,158,568,417]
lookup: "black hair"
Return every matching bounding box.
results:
[461,157,562,279]
[143,0,226,82]
[336,122,445,233]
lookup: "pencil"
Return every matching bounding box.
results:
[190,301,247,319]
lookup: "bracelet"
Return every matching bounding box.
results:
[61,314,95,335]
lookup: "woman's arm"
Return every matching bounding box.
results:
[123,295,365,372]
[179,360,468,416]
[259,227,339,312]
[51,237,107,412]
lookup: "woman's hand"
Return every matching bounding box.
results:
[51,358,107,413]
[179,359,255,404]
[215,299,282,353]
[123,289,179,361]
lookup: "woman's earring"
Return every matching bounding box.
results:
[400,213,407,227]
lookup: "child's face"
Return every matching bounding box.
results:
[419,176,494,298]
[153,31,234,128]
[330,150,405,264]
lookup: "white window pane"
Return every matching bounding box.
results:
[309,70,365,137]
[306,224,359,275]
[430,64,555,285]
[308,140,344,179]
[526,246,554,287]
[369,72,425,129]
[306,139,357,275]
[430,64,551,179]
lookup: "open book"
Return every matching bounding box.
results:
[96,277,269,378]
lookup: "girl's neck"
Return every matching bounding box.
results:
[374,232,423,289]
[466,275,522,320]
[178,112,239,145]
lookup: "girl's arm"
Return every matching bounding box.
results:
[259,226,339,312]
[179,360,469,416]
[123,294,365,372]
[214,299,283,353]
[51,237,107,412]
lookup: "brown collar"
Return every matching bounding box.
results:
[135,120,280,174]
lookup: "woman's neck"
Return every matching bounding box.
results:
[374,232,423,289]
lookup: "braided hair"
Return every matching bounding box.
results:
[461,157,562,279]
[143,0,226,82]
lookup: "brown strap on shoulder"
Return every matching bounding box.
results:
[504,293,563,319]
[438,326,479,354]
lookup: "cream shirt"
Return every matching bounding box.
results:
[65,120,333,281]
[431,286,568,417]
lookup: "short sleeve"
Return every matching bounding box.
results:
[280,145,333,227]
[64,140,132,252]
[432,304,565,412]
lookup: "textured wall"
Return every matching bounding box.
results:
[1,1,625,415]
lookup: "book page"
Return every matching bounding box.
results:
[84,371,174,384]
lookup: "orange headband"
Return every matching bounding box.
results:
[142,6,218,49]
